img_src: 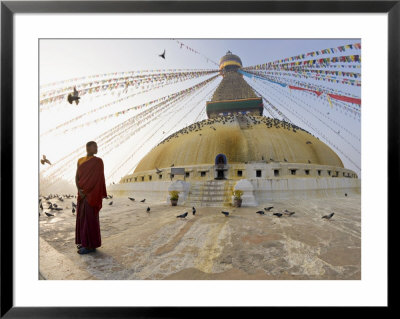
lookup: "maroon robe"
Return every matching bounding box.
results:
[75,157,107,249]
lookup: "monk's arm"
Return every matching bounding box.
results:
[75,163,86,198]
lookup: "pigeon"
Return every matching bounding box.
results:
[40,155,52,165]
[176,212,188,219]
[322,212,334,220]
[109,201,113,205]
[72,207,75,214]
[146,207,150,213]
[192,207,196,216]
[67,86,80,105]
[59,197,64,202]
[53,203,58,208]
[256,210,265,215]
[48,203,53,209]
[140,199,146,203]
[159,49,166,59]
[283,211,295,217]
[273,213,283,218]
[128,197,135,201]
[264,206,274,211]
[45,212,54,217]
[221,211,229,217]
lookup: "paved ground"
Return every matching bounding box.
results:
[39,195,361,280]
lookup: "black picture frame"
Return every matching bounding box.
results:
[1,1,395,317]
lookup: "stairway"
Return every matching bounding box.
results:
[185,180,236,207]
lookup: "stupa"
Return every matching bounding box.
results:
[108,51,360,206]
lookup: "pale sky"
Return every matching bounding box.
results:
[39,38,361,186]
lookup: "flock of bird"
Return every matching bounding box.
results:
[39,192,335,221]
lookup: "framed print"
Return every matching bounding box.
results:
[1,0,396,317]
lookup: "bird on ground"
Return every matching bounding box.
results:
[109,201,113,205]
[306,141,312,144]
[284,158,288,162]
[192,207,196,215]
[273,213,283,218]
[264,206,273,211]
[308,160,311,163]
[109,195,113,198]
[146,207,150,213]
[39,203,43,210]
[170,164,174,167]
[176,212,188,219]
[67,86,80,105]
[159,49,166,59]
[322,212,335,220]
[345,193,348,197]
[53,203,58,208]
[140,199,146,203]
[256,210,265,215]
[72,202,76,208]
[48,203,53,209]
[59,197,64,202]
[45,212,54,217]
[283,211,295,217]
[128,197,135,201]
[221,211,229,217]
[72,207,75,214]
[51,207,63,211]
[40,155,52,165]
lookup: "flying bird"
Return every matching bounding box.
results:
[155,167,163,174]
[67,86,80,105]
[40,155,52,165]
[256,210,265,215]
[322,212,335,220]
[176,212,188,219]
[159,49,166,59]
[140,199,146,203]
[221,211,229,217]
[273,213,283,218]
[264,206,274,211]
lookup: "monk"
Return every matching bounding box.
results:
[75,141,107,254]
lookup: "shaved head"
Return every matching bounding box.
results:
[86,141,97,148]
[86,141,98,155]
